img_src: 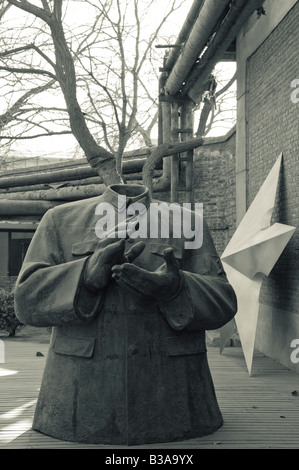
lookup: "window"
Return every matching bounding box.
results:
[8,232,34,276]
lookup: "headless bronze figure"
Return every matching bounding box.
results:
[15,184,237,445]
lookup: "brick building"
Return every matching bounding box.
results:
[193,128,236,255]
[236,0,299,371]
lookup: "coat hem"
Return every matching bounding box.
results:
[32,418,224,446]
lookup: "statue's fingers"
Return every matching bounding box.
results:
[102,239,126,259]
[91,237,122,260]
[125,241,145,263]
[96,237,120,247]
[111,264,122,275]
[111,264,134,287]
[163,248,180,272]
[111,263,146,285]
[111,262,134,275]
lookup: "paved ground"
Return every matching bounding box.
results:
[0,334,299,449]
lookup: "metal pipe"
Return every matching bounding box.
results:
[0,200,64,216]
[180,101,194,205]
[160,99,172,184]
[170,102,179,202]
[187,0,265,103]
[164,0,205,72]
[164,0,231,95]
[0,160,147,189]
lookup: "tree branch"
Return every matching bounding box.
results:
[0,1,11,21]
[53,0,62,22]
[0,65,56,79]
[0,79,56,130]
[142,143,169,195]
[41,0,51,14]
[195,72,236,137]
[0,130,73,140]
[6,0,51,23]
[215,71,236,98]
[0,44,34,57]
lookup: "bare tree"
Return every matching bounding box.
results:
[0,0,186,184]
[0,4,72,161]
[0,0,10,19]
[1,0,236,188]
[0,79,71,139]
[195,69,236,138]
[74,0,185,173]
[2,0,120,184]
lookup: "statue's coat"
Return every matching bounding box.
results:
[14,185,237,445]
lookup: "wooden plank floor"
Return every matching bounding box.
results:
[0,340,299,449]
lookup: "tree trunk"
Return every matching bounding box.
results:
[196,99,212,137]
[5,0,122,185]
[49,15,123,185]
[142,144,169,196]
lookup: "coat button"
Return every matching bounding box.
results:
[128,345,138,355]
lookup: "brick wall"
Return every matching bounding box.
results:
[193,131,236,255]
[155,130,236,256]
[246,2,299,313]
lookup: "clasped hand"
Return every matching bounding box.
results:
[111,246,182,300]
[84,237,145,291]
[84,237,182,300]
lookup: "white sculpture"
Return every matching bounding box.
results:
[220,153,296,375]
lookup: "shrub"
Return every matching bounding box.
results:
[0,287,23,337]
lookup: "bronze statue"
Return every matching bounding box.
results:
[14,184,237,445]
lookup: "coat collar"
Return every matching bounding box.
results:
[103,184,151,212]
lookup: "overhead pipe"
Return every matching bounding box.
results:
[163,0,205,73]
[0,172,161,194]
[164,0,231,95]
[156,0,206,190]
[186,0,265,103]
[182,0,249,97]
[0,137,204,195]
[0,200,64,216]
[0,148,156,182]
[0,158,148,190]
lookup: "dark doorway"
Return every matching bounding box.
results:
[8,232,33,276]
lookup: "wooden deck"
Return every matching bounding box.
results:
[0,339,299,449]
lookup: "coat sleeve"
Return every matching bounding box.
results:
[14,209,104,327]
[158,219,237,331]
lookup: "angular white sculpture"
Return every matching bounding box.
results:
[220,153,296,375]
